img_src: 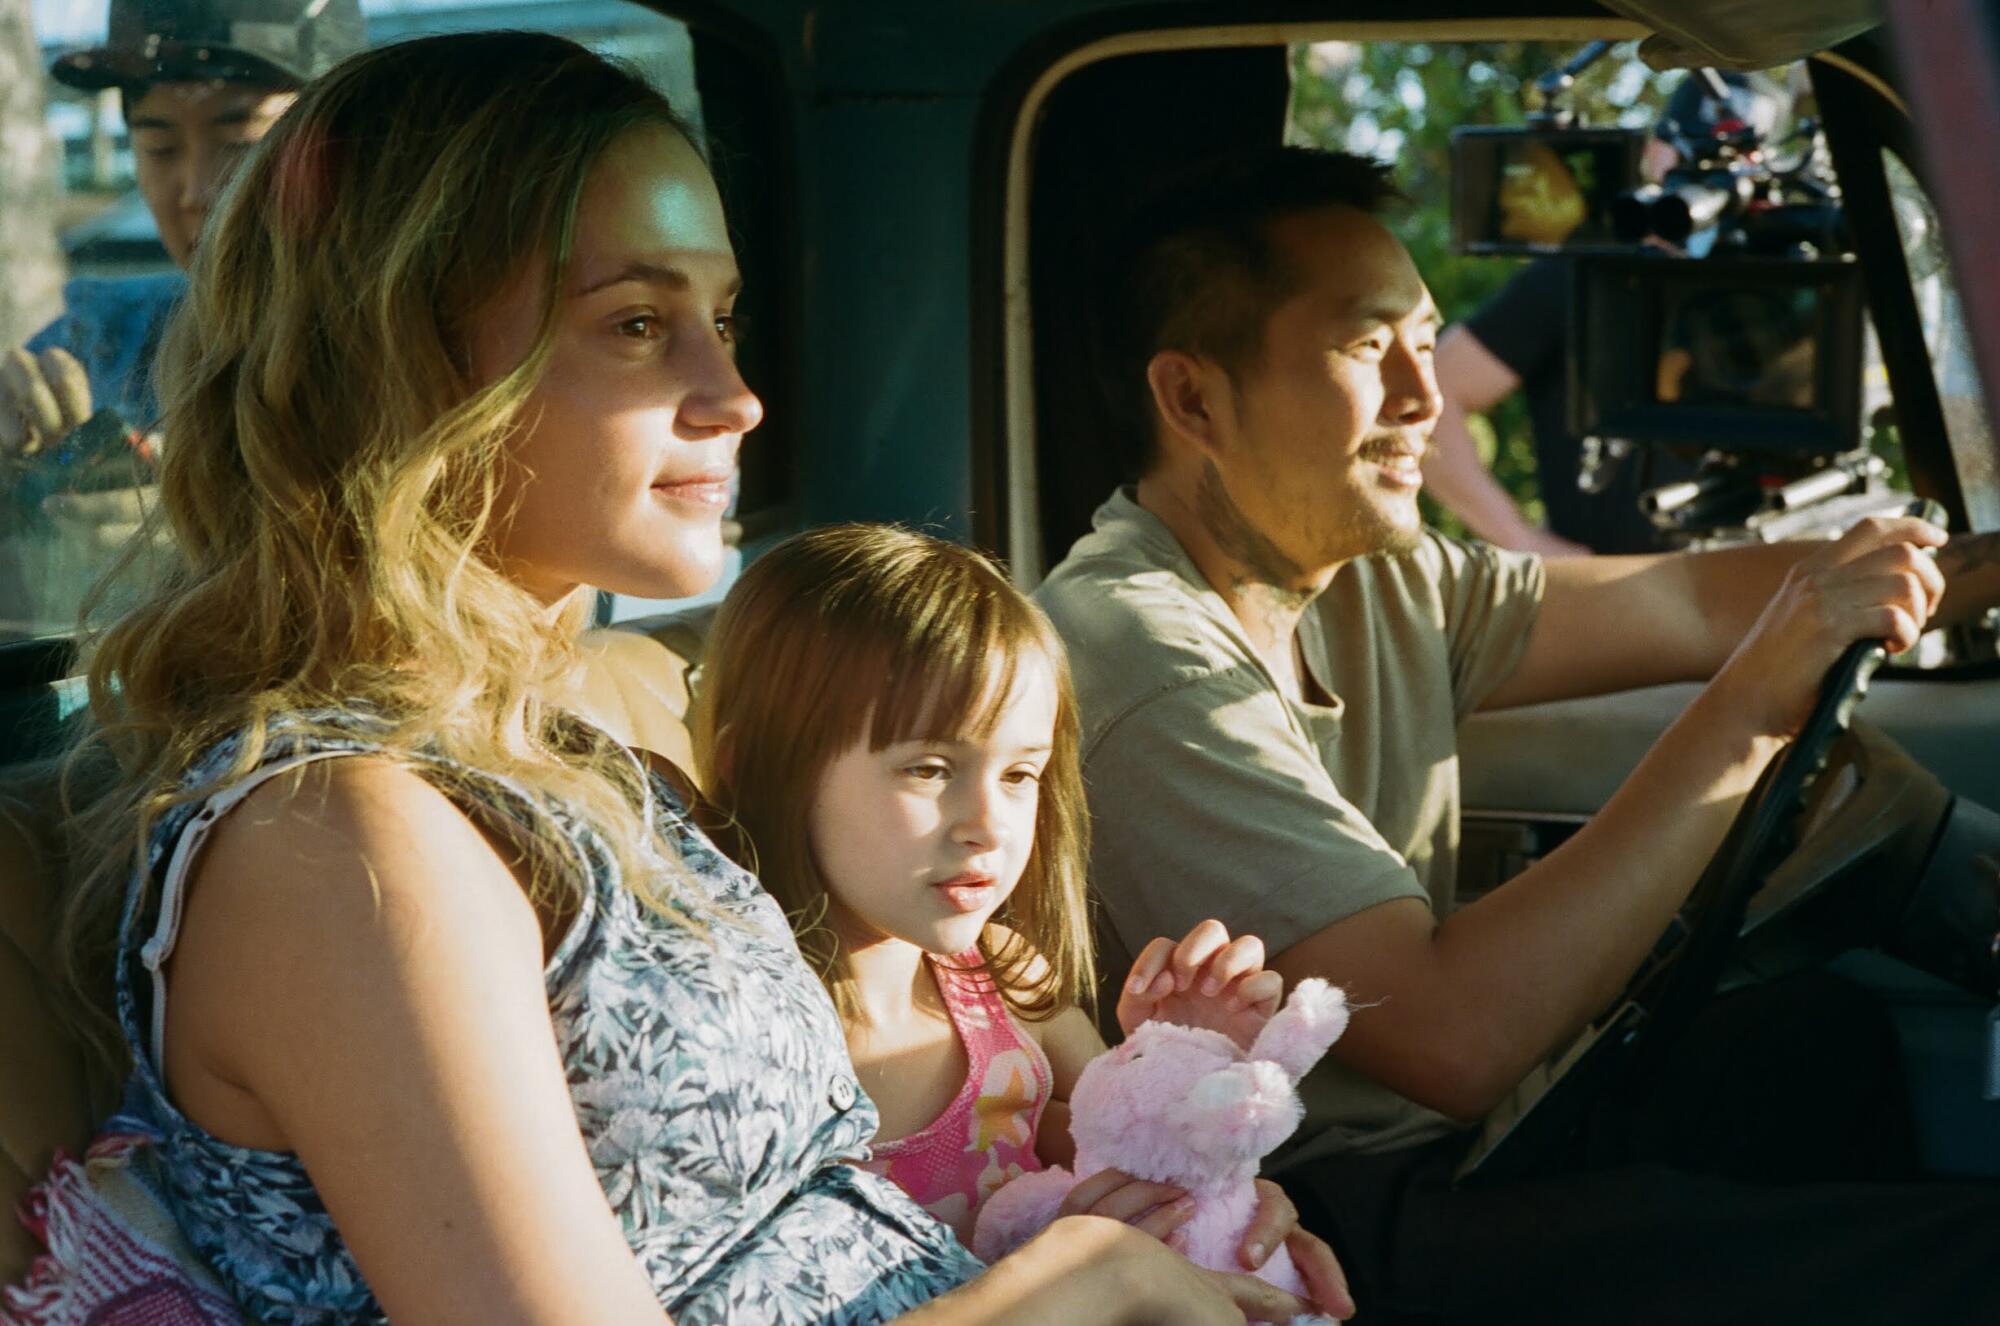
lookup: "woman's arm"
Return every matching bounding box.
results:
[166,759,674,1326]
[898,1216,1309,1325]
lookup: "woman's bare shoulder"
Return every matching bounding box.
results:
[192,755,527,917]
[161,756,669,1322]
[173,755,546,1053]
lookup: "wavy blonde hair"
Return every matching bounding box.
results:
[693,524,1096,1026]
[57,32,709,1067]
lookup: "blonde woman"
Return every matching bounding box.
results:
[52,30,1309,1326]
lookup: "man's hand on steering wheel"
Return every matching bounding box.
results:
[1710,515,1947,740]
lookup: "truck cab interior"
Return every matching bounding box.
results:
[4,0,1998,1284]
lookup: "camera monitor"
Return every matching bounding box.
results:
[1451,126,1644,255]
[1567,255,1865,456]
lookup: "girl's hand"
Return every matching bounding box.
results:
[1239,1179,1354,1320]
[1057,1167,1193,1243]
[1117,919,1283,1050]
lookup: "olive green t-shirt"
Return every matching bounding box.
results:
[1034,489,1546,1164]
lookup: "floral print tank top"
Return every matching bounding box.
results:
[858,954,1053,1245]
[111,711,982,1324]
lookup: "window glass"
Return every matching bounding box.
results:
[2,0,710,645]
[1881,148,2000,531]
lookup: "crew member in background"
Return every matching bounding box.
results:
[0,0,363,633]
[1423,71,1789,555]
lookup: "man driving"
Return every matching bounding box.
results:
[1035,145,2000,1323]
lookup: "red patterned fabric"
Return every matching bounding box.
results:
[3,1132,240,1326]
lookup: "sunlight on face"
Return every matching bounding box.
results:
[1225,205,1442,571]
[808,653,1059,959]
[473,123,763,604]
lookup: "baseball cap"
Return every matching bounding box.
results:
[49,0,366,93]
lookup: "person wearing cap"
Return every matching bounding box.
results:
[0,0,362,635]
[1420,70,1788,557]
[11,0,364,438]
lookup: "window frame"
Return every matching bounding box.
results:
[1813,46,1980,529]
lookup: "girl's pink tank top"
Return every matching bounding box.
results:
[858,953,1054,1245]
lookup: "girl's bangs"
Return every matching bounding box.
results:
[862,575,1043,751]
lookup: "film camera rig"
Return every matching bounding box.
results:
[1449,43,1908,552]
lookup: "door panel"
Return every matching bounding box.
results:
[1461,676,2000,817]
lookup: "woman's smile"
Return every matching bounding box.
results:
[650,468,736,510]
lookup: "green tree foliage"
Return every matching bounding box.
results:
[1287,41,1673,534]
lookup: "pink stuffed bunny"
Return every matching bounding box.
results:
[971,978,1350,1324]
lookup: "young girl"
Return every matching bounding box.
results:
[48,32,1312,1326]
[696,524,1351,1319]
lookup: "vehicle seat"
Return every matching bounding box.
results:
[566,627,700,773]
[0,762,119,1286]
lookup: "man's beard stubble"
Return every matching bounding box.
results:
[1353,434,1429,559]
[1195,457,1422,605]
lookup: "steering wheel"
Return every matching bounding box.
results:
[1460,640,1893,1186]
[1459,500,1958,1187]
[1623,637,1889,1056]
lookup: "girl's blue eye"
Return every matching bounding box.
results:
[616,314,662,340]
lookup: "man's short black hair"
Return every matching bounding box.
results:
[1095,146,1403,480]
